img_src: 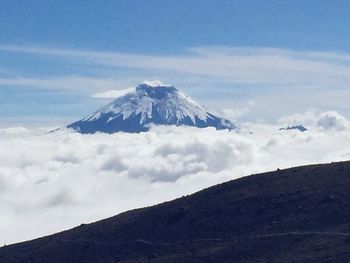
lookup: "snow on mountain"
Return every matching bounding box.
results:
[67,81,235,133]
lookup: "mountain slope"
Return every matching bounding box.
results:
[67,81,235,133]
[2,161,350,262]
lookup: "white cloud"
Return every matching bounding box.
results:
[1,114,350,245]
[141,80,170,87]
[0,127,29,135]
[279,110,350,131]
[317,111,350,131]
[0,76,130,93]
[222,101,255,121]
[2,44,350,89]
[92,87,136,98]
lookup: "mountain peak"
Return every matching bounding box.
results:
[67,82,235,133]
[279,125,308,132]
[136,82,178,99]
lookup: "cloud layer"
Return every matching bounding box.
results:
[2,45,350,90]
[1,111,350,245]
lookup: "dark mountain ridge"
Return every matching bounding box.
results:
[2,161,350,262]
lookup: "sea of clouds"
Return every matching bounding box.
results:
[1,110,350,245]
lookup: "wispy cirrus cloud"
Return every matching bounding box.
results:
[2,44,350,123]
[0,76,133,93]
[2,44,350,89]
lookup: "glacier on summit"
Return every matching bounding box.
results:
[67,81,235,133]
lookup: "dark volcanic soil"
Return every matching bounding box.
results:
[2,161,350,262]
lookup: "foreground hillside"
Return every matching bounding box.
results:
[2,161,350,262]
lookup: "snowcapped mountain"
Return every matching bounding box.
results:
[67,81,235,133]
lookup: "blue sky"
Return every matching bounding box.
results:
[2,0,350,52]
[1,0,350,126]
